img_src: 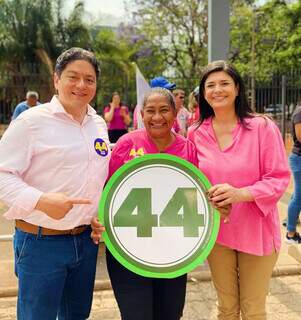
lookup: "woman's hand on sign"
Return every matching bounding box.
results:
[90,217,105,244]
[207,183,253,207]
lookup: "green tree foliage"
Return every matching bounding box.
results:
[0,0,300,120]
[62,1,92,49]
[93,27,136,110]
[0,0,55,63]
[93,24,166,111]
[274,0,301,70]
[116,23,165,80]
[229,1,253,77]
[0,0,91,102]
[131,0,208,86]
[0,0,161,113]
[230,0,301,81]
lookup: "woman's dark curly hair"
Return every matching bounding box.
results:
[198,60,254,125]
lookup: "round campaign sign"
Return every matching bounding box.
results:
[99,154,219,278]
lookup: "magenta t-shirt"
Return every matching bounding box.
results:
[104,105,129,130]
[108,129,198,179]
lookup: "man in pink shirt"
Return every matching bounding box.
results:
[0,48,110,319]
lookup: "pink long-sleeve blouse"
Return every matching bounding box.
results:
[188,116,290,256]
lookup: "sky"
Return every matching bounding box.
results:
[64,0,269,26]
[64,0,132,25]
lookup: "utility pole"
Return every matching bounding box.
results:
[208,0,230,62]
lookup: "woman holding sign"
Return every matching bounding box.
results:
[92,87,229,320]
[188,60,290,320]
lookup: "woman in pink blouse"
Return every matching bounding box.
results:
[188,60,290,320]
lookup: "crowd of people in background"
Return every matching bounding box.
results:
[11,81,201,142]
[101,76,202,141]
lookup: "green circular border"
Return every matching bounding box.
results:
[99,154,220,278]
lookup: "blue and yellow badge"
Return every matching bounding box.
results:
[94,138,109,157]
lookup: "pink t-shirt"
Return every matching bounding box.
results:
[104,105,129,130]
[188,116,290,256]
[109,129,198,178]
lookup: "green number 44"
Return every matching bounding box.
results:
[114,188,205,237]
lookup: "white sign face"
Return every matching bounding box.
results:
[99,154,219,278]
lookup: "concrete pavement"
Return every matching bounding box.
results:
[1,274,301,319]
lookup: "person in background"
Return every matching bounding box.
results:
[188,60,290,320]
[104,91,131,143]
[173,89,190,137]
[0,47,110,320]
[12,91,40,120]
[285,102,301,244]
[187,88,200,127]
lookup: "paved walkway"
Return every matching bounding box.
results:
[1,275,301,319]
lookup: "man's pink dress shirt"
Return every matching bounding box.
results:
[0,96,110,229]
[188,116,290,256]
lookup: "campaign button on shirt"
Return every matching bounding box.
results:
[94,138,109,157]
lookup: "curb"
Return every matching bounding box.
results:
[1,265,300,299]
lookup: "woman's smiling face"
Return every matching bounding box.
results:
[204,71,239,111]
[142,93,176,140]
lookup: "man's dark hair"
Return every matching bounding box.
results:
[55,47,100,79]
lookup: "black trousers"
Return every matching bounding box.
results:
[108,129,128,143]
[106,250,187,320]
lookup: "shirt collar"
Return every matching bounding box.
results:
[87,104,97,116]
[50,95,97,116]
[202,117,212,127]
[202,116,245,126]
